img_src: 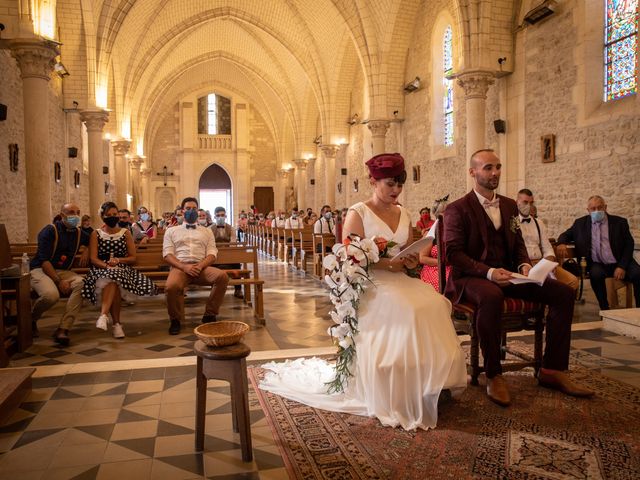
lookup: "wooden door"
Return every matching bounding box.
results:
[253,187,274,215]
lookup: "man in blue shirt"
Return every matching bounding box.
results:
[31,203,90,345]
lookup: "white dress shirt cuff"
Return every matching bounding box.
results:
[486,268,494,281]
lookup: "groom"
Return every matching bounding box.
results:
[444,149,593,406]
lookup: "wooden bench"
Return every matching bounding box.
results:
[312,233,335,279]
[290,226,313,270]
[298,229,316,273]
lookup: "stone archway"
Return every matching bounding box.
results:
[199,163,233,220]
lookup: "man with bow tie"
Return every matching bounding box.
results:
[516,189,578,291]
[556,195,640,310]
[163,197,229,335]
[444,149,593,407]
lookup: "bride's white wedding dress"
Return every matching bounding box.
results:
[260,202,467,430]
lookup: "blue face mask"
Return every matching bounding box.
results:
[590,210,605,223]
[184,209,198,224]
[324,212,332,220]
[64,215,80,228]
[140,213,150,222]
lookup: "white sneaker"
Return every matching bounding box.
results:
[112,323,125,339]
[96,314,109,331]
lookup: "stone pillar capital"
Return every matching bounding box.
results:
[129,156,143,169]
[80,109,109,132]
[456,70,495,99]
[278,168,290,179]
[293,159,308,169]
[320,144,340,158]
[140,166,151,177]
[367,120,391,137]
[9,38,59,81]
[112,139,132,155]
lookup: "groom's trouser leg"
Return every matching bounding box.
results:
[460,278,504,378]
[502,279,574,371]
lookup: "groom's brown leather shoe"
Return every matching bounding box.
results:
[486,375,511,407]
[538,370,594,397]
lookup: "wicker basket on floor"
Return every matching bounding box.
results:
[194,321,250,347]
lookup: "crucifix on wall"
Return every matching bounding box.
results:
[156,165,174,186]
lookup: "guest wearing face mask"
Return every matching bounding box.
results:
[132,206,157,244]
[274,210,287,229]
[30,203,91,345]
[416,207,434,235]
[197,209,212,227]
[557,195,640,310]
[81,202,157,338]
[314,205,335,252]
[237,212,248,242]
[285,209,304,229]
[210,207,243,299]
[257,214,266,226]
[247,213,257,226]
[516,189,578,291]
[118,209,133,232]
[163,197,230,334]
[81,215,94,236]
[265,211,275,227]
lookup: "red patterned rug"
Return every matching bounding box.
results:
[248,343,640,479]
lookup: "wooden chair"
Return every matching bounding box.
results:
[436,215,546,385]
[606,278,634,309]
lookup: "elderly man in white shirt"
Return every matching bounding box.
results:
[516,189,578,291]
[163,197,229,334]
[314,204,335,252]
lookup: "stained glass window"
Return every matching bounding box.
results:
[207,94,218,135]
[443,26,454,146]
[604,0,638,101]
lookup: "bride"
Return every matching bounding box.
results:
[260,153,467,430]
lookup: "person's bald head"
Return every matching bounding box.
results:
[61,203,80,216]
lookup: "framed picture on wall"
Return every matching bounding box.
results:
[412,165,421,183]
[541,134,555,163]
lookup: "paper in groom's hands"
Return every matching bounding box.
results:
[509,258,558,286]
[389,220,438,262]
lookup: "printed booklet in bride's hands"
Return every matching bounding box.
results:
[389,219,438,261]
[509,258,558,286]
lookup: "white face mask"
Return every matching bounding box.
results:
[518,203,531,217]
[198,219,208,226]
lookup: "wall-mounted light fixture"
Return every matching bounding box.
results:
[404,76,421,93]
[54,62,70,77]
[312,135,322,145]
[347,114,359,125]
[523,0,556,25]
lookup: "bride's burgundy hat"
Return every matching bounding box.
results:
[365,153,405,179]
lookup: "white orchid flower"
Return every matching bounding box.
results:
[322,255,338,271]
[338,336,354,350]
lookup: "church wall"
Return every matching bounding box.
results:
[0,50,28,242]
[248,106,276,184]
[519,3,640,240]
[400,0,467,222]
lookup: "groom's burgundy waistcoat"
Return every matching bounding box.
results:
[444,191,531,303]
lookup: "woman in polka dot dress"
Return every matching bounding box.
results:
[82,202,157,338]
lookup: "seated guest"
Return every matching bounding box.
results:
[81,202,156,338]
[257,213,266,226]
[314,205,335,252]
[132,206,157,243]
[516,189,578,291]
[274,211,287,229]
[416,207,434,234]
[197,209,212,227]
[163,197,229,334]
[81,215,94,236]
[445,149,593,406]
[285,209,304,229]
[30,203,90,345]
[236,211,248,241]
[265,211,275,227]
[118,209,133,232]
[247,213,257,226]
[556,195,640,310]
[419,198,449,291]
[211,207,243,299]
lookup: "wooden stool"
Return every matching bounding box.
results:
[194,340,252,461]
[605,278,634,309]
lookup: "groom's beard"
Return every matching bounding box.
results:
[478,176,499,190]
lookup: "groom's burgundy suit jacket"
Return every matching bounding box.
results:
[444,190,531,303]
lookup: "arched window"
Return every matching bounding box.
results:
[197,94,232,134]
[443,26,454,146]
[604,0,638,101]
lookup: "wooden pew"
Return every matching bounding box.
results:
[291,226,313,270]
[312,233,335,279]
[298,229,315,273]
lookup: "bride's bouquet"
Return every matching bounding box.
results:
[323,235,379,393]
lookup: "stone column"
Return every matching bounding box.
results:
[367,120,391,156]
[141,166,152,210]
[313,155,323,210]
[129,156,143,210]
[293,159,308,210]
[277,169,290,211]
[457,70,495,190]
[321,145,340,208]
[111,139,131,209]
[80,109,110,224]
[10,38,59,241]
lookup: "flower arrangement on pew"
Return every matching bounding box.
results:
[323,235,379,393]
